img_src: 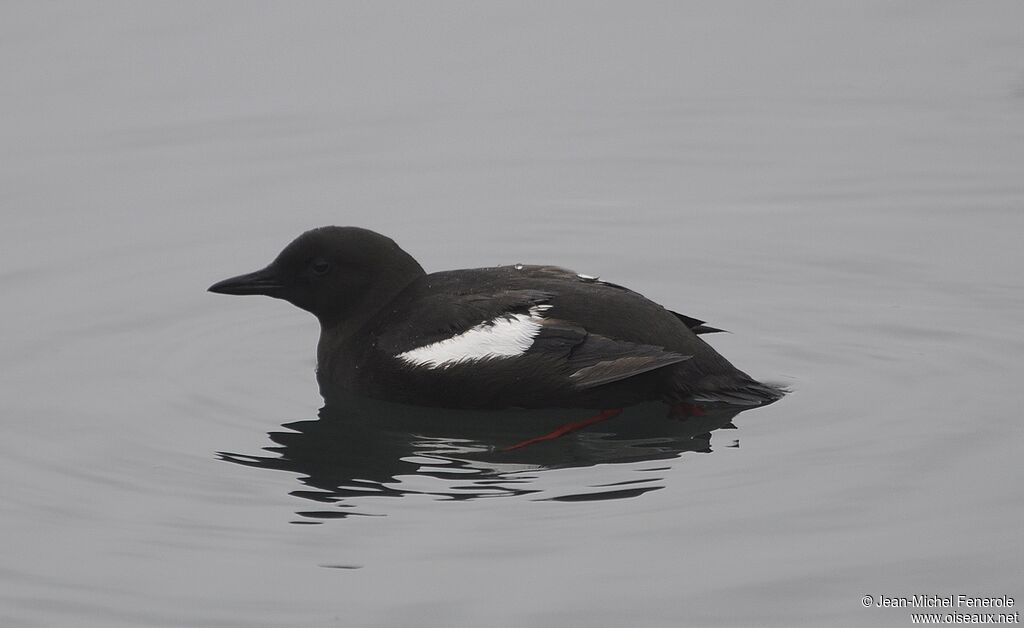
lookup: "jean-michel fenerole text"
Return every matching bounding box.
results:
[875,595,1014,609]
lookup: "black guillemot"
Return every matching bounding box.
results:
[209,226,784,410]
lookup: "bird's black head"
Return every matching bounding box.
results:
[208,226,425,323]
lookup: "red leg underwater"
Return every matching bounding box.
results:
[502,408,623,451]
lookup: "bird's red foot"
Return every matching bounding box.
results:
[502,408,623,451]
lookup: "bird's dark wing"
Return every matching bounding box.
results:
[530,319,691,390]
[379,285,690,390]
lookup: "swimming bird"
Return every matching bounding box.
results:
[209,226,783,410]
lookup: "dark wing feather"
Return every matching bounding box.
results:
[532,320,691,390]
[568,349,691,389]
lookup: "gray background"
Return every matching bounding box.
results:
[2,2,1023,627]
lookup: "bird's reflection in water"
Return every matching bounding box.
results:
[218,393,767,523]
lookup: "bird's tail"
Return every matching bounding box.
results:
[688,377,789,406]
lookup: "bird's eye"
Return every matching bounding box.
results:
[311,260,331,276]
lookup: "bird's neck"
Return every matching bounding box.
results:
[314,247,425,388]
[315,263,424,361]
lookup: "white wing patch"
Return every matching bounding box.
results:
[396,305,552,368]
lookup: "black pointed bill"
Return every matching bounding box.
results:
[208,266,283,296]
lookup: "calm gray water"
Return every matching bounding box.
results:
[3,3,1023,627]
